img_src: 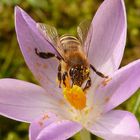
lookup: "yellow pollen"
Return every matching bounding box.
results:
[85,68,90,74]
[63,85,86,110]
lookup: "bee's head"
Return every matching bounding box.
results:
[69,65,90,86]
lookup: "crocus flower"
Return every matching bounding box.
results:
[0,0,140,139]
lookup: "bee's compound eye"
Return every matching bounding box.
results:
[69,68,74,76]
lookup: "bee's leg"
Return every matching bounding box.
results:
[71,79,74,88]
[62,72,68,87]
[90,64,108,78]
[35,48,61,60]
[83,77,91,91]
[70,74,74,88]
[57,64,62,88]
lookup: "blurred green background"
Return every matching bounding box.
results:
[0,0,140,139]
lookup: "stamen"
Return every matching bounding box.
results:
[63,85,86,110]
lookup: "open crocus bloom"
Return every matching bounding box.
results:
[0,0,140,139]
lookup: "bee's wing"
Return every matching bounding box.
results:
[37,23,59,46]
[37,23,64,60]
[77,20,91,55]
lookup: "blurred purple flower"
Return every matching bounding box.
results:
[0,0,140,140]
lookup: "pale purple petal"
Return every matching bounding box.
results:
[30,114,82,140]
[94,59,140,112]
[15,6,61,94]
[29,112,59,140]
[86,0,126,74]
[0,79,67,122]
[86,110,140,140]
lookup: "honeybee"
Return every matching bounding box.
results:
[35,21,108,91]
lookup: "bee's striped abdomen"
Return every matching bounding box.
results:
[59,35,81,53]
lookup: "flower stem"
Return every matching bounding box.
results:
[80,129,91,140]
[132,91,140,114]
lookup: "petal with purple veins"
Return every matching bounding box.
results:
[29,112,59,140]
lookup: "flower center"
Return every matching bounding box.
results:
[56,74,104,126]
[63,85,86,110]
[57,74,87,110]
